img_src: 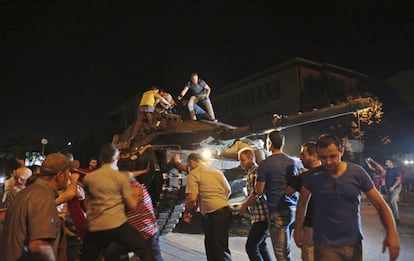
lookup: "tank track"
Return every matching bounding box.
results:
[154,172,187,235]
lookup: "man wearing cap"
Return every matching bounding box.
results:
[0,153,79,261]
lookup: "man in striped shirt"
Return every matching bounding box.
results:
[104,180,162,261]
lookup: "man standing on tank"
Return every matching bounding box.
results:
[177,72,217,122]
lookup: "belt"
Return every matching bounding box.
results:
[207,206,230,215]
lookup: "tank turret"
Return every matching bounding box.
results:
[116,97,373,150]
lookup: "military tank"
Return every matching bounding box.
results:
[113,97,374,235]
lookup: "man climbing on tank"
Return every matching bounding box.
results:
[129,86,171,142]
[177,72,217,122]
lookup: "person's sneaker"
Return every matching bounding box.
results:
[213,119,218,123]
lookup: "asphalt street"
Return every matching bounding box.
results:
[158,194,414,261]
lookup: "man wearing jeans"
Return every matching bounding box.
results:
[285,141,321,261]
[294,134,400,261]
[256,130,301,261]
[177,72,217,122]
[239,149,272,261]
[385,159,402,223]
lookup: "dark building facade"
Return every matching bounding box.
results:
[213,57,368,155]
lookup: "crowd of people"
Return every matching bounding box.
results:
[0,144,162,261]
[0,128,404,260]
[168,131,402,261]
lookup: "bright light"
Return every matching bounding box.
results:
[67,142,72,146]
[403,160,414,165]
[201,149,212,160]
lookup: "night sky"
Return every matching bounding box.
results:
[2,1,414,149]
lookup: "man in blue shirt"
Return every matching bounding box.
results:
[256,130,301,261]
[384,159,402,223]
[178,72,217,122]
[294,134,400,261]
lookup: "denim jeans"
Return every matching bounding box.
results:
[268,210,295,261]
[314,242,362,261]
[201,206,232,261]
[246,220,272,261]
[188,96,215,120]
[387,185,401,220]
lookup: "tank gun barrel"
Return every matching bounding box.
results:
[217,97,375,140]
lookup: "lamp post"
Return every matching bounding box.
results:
[41,138,48,155]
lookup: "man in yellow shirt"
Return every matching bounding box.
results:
[130,86,170,141]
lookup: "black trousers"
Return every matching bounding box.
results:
[201,206,233,261]
[80,222,154,261]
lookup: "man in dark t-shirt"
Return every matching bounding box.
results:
[285,141,320,261]
[384,159,402,222]
[177,72,217,121]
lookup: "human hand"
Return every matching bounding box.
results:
[172,154,181,164]
[293,227,303,248]
[183,212,192,223]
[382,234,400,261]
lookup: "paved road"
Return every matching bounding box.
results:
[158,197,414,260]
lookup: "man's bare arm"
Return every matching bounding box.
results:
[365,188,400,260]
[293,186,311,248]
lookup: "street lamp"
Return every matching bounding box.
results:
[41,138,48,155]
